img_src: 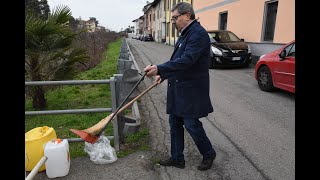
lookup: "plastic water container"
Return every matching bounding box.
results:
[25,126,57,172]
[44,138,70,178]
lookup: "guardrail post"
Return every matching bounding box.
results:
[110,77,119,151]
[117,58,133,74]
[114,74,126,144]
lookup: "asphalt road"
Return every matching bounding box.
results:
[127,38,295,180]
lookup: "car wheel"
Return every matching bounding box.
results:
[257,66,274,92]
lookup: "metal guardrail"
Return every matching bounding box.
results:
[25,79,115,116]
[25,79,111,86]
[25,77,120,151]
[25,108,113,115]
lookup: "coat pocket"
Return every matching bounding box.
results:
[175,79,204,115]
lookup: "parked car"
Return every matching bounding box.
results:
[132,34,140,39]
[139,34,144,41]
[207,30,252,68]
[255,40,295,93]
[137,34,142,40]
[142,34,154,41]
[132,34,137,39]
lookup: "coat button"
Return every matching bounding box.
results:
[176,80,179,82]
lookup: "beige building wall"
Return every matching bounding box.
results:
[194,0,294,44]
[154,0,166,43]
[78,20,96,32]
[154,2,161,42]
[274,0,295,43]
[138,18,144,35]
[160,0,166,42]
[146,8,154,35]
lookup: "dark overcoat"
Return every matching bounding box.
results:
[157,20,213,118]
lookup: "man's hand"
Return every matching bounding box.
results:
[155,75,162,84]
[144,65,158,77]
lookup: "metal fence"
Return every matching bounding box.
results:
[25,38,141,152]
[25,77,121,151]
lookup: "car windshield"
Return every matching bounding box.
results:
[208,31,241,43]
[208,33,217,43]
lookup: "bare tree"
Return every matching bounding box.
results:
[72,30,120,71]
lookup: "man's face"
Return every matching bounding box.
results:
[171,9,188,32]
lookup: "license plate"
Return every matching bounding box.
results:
[232,57,241,60]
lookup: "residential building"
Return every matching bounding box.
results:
[133,0,193,44]
[77,17,96,33]
[138,16,144,35]
[132,16,144,35]
[193,0,295,61]
[152,0,166,43]
[132,18,139,35]
[95,26,106,32]
[143,1,154,35]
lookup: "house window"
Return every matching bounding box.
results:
[173,0,176,6]
[219,11,228,30]
[166,22,170,36]
[262,0,278,41]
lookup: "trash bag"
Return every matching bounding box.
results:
[84,135,117,164]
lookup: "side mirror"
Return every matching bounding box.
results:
[240,38,245,42]
[279,50,286,60]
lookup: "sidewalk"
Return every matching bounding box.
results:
[31,151,159,180]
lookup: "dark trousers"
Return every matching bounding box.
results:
[169,114,215,161]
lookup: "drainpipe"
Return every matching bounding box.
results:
[169,0,171,45]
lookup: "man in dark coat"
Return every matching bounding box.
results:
[144,2,216,171]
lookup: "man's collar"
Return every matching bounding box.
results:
[180,19,196,34]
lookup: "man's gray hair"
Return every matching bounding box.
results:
[171,2,195,20]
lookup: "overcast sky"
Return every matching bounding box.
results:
[47,0,149,32]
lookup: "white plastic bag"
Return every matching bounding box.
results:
[84,135,118,164]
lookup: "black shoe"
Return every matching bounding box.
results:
[159,158,185,169]
[197,153,216,171]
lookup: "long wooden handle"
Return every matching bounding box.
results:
[82,81,159,135]
[117,81,158,115]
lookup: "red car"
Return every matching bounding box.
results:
[255,40,295,93]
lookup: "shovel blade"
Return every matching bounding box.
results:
[70,129,99,144]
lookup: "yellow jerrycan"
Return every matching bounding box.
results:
[25,126,57,172]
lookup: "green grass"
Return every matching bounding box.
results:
[25,38,150,159]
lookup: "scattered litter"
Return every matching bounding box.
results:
[84,135,117,164]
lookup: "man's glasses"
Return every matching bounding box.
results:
[171,14,184,21]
